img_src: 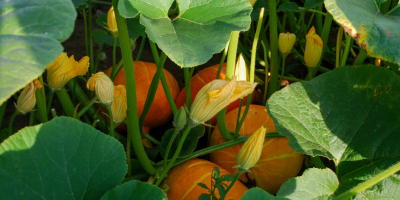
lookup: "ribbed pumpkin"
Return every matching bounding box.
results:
[104,61,180,133]
[175,63,252,125]
[210,105,304,195]
[165,159,248,200]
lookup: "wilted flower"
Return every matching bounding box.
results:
[87,72,115,106]
[235,54,248,81]
[16,79,42,114]
[304,26,323,68]
[46,52,89,90]
[190,78,257,125]
[278,32,296,58]
[111,85,127,124]
[236,126,267,170]
[107,6,118,37]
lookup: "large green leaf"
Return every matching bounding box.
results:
[0,0,76,105]
[100,180,167,200]
[325,0,400,65]
[267,65,400,199]
[241,168,339,200]
[118,0,252,67]
[0,117,127,200]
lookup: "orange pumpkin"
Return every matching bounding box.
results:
[175,63,253,125]
[104,61,180,133]
[165,159,248,200]
[210,105,304,195]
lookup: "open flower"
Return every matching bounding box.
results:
[190,78,257,125]
[107,6,118,37]
[236,126,267,170]
[16,79,42,114]
[304,26,323,68]
[111,85,127,124]
[46,52,89,90]
[87,72,115,106]
[278,32,296,58]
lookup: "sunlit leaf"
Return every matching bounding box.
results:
[100,180,167,200]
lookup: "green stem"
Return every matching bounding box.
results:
[160,69,178,115]
[281,0,297,32]
[35,87,48,123]
[226,31,240,80]
[29,111,35,126]
[91,119,99,128]
[46,91,54,116]
[184,68,192,111]
[83,9,89,60]
[334,161,400,200]
[335,27,344,68]
[278,58,286,87]
[306,67,318,80]
[255,69,304,82]
[354,49,368,65]
[88,0,94,76]
[107,107,114,137]
[112,0,156,175]
[148,39,160,65]
[234,93,252,138]
[224,168,245,198]
[217,108,234,141]
[250,8,264,84]
[234,99,244,139]
[320,13,333,61]
[261,40,269,105]
[136,35,147,61]
[110,59,124,81]
[387,5,399,15]
[51,108,58,118]
[155,126,192,186]
[127,129,132,176]
[111,37,118,79]
[93,43,104,73]
[315,5,323,35]
[8,112,18,135]
[340,34,353,67]
[267,0,280,99]
[310,156,326,169]
[380,0,392,14]
[163,129,179,169]
[0,100,7,126]
[77,98,96,118]
[297,7,327,16]
[217,42,229,79]
[55,89,75,117]
[92,0,112,5]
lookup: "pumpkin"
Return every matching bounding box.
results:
[104,61,180,133]
[175,63,253,125]
[210,105,304,195]
[165,159,248,200]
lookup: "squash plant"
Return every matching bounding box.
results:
[1,0,400,199]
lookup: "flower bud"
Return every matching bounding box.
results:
[236,126,266,170]
[111,85,127,124]
[107,6,118,38]
[304,26,323,68]
[278,32,296,58]
[87,72,115,106]
[190,78,257,125]
[173,108,187,130]
[235,54,248,81]
[16,79,42,114]
[46,52,89,90]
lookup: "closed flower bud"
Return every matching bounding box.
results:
[111,85,127,124]
[190,78,257,125]
[46,52,89,90]
[304,26,323,68]
[278,32,296,58]
[16,79,42,114]
[107,6,118,37]
[236,126,267,170]
[87,72,115,106]
[235,54,248,81]
[173,108,187,130]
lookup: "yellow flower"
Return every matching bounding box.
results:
[46,52,89,90]
[235,54,248,81]
[107,6,118,37]
[304,26,323,68]
[190,78,257,125]
[111,85,127,124]
[87,72,115,106]
[278,32,296,58]
[236,126,267,170]
[16,79,42,114]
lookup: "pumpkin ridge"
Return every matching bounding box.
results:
[169,160,210,184]
[194,74,207,85]
[258,152,301,162]
[181,172,212,200]
[262,138,275,148]
[140,61,151,84]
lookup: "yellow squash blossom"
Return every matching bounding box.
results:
[111,85,127,124]
[46,52,89,90]
[107,6,118,37]
[16,79,42,114]
[236,126,267,170]
[190,78,257,125]
[278,32,296,58]
[304,26,323,68]
[87,72,115,106]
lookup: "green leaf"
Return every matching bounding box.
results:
[251,0,269,21]
[118,0,252,67]
[267,65,400,199]
[276,2,299,12]
[199,193,212,200]
[0,117,127,200]
[304,0,324,9]
[375,0,387,9]
[160,125,205,159]
[72,0,87,8]
[93,29,120,46]
[241,168,339,200]
[96,13,145,39]
[100,180,167,200]
[197,183,209,190]
[325,0,400,65]
[0,0,76,105]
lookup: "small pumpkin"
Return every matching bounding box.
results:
[165,159,248,200]
[175,63,252,125]
[104,61,180,133]
[210,105,304,195]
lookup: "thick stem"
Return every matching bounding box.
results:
[310,156,326,169]
[335,27,344,68]
[184,68,192,111]
[281,0,297,32]
[8,112,18,135]
[224,168,245,198]
[46,91,54,116]
[320,13,333,60]
[112,0,156,175]
[340,33,353,67]
[35,88,48,123]
[267,0,280,99]
[250,8,264,84]
[0,100,7,126]
[316,5,323,35]
[29,111,35,126]
[226,31,240,80]
[217,108,234,141]
[160,70,178,115]
[354,49,368,65]
[55,89,75,117]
